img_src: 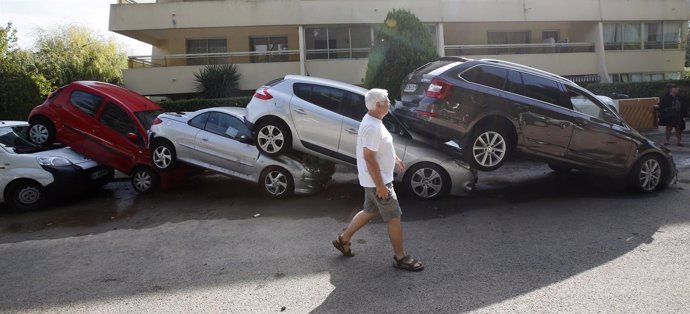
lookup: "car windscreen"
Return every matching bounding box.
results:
[0,126,45,154]
[135,109,164,130]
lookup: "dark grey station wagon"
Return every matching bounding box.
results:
[394,57,677,193]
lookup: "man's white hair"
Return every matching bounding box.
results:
[364,88,389,111]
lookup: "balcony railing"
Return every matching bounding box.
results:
[117,0,156,4]
[445,42,595,56]
[128,50,301,68]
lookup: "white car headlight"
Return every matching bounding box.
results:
[37,156,73,167]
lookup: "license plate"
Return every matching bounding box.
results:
[403,84,417,93]
[90,169,109,180]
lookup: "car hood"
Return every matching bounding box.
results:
[33,147,99,168]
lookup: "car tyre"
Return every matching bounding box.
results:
[6,180,46,211]
[28,119,55,146]
[255,119,292,157]
[151,141,177,171]
[131,167,160,194]
[259,166,294,198]
[403,162,451,199]
[628,154,665,193]
[467,125,511,172]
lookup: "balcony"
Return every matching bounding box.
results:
[444,42,595,56]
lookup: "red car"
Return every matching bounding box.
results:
[27,81,176,193]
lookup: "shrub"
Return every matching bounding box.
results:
[194,64,241,99]
[157,96,252,112]
[363,9,438,100]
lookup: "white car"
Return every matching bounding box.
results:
[0,121,113,211]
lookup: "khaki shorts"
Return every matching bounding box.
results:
[362,182,402,221]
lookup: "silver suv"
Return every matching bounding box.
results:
[245,75,477,199]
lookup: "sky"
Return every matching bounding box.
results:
[0,0,152,55]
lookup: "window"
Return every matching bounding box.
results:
[608,21,682,51]
[70,91,103,116]
[306,25,372,60]
[461,65,508,90]
[487,31,531,44]
[567,87,604,119]
[542,30,560,43]
[205,112,250,140]
[645,23,663,49]
[341,92,367,121]
[521,73,566,108]
[604,23,641,50]
[189,112,209,129]
[662,22,682,49]
[100,102,139,139]
[135,110,163,131]
[506,70,524,95]
[293,83,344,113]
[250,36,288,63]
[186,38,227,65]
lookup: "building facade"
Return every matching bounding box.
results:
[109,0,690,96]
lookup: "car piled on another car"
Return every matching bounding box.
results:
[393,57,676,193]
[27,81,176,193]
[0,121,113,210]
[148,107,335,198]
[245,75,477,199]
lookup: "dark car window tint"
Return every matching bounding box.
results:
[135,110,163,130]
[294,83,312,101]
[70,90,103,116]
[189,112,209,129]
[100,102,141,143]
[341,92,367,121]
[521,73,566,108]
[310,85,344,112]
[567,86,605,119]
[205,112,250,140]
[461,65,507,90]
[506,70,524,95]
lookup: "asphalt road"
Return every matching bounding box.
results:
[1,131,689,313]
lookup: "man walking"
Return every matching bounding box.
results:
[332,88,424,271]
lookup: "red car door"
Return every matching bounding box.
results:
[56,89,105,151]
[80,101,147,174]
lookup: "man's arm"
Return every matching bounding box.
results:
[363,147,389,200]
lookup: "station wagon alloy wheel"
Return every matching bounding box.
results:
[637,157,661,192]
[470,129,508,171]
[404,163,450,199]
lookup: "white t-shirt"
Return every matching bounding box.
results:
[356,114,396,188]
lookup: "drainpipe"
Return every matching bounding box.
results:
[596,23,611,83]
[298,25,306,76]
[437,23,445,57]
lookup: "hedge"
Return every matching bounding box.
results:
[157,96,253,112]
[586,79,690,102]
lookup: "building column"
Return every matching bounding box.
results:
[298,25,306,76]
[437,23,445,57]
[596,22,611,83]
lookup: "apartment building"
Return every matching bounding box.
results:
[109,0,690,97]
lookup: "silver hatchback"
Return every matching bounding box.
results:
[246,75,477,199]
[148,107,335,198]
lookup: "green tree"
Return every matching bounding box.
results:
[363,9,438,99]
[194,64,241,99]
[33,24,128,87]
[0,22,51,120]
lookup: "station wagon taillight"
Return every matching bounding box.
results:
[254,87,273,100]
[426,78,453,100]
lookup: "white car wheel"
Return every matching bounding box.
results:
[260,167,294,198]
[131,167,159,194]
[152,142,176,170]
[469,126,511,171]
[404,163,450,199]
[255,120,291,157]
[28,121,54,146]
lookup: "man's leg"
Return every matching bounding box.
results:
[387,216,405,259]
[340,210,378,244]
[665,126,672,144]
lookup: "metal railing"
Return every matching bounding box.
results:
[128,50,301,68]
[445,42,595,56]
[117,0,156,4]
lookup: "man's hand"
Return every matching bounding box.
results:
[376,184,389,200]
[395,157,405,172]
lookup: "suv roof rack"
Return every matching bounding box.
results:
[480,58,575,84]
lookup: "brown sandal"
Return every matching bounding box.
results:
[393,255,424,271]
[332,235,354,257]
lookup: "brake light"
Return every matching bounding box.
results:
[152,118,162,125]
[426,78,453,100]
[254,87,273,100]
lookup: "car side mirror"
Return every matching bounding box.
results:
[126,132,139,142]
[238,135,253,145]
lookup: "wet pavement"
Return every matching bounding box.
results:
[0,128,689,312]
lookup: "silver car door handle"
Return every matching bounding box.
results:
[346,128,358,135]
[294,109,307,115]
